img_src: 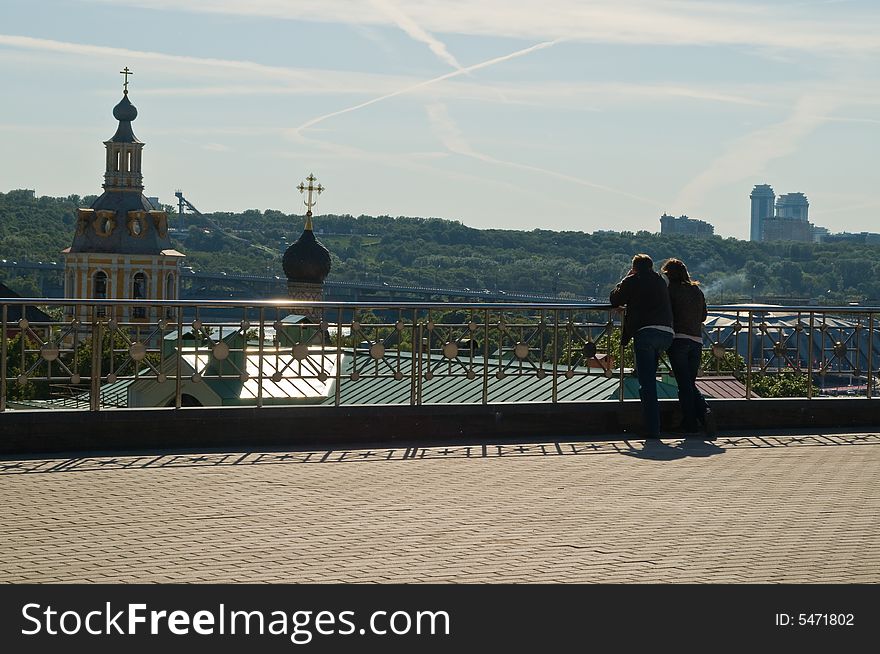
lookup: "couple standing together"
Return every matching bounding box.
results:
[610,254,716,440]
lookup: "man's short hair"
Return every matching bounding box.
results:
[632,253,653,272]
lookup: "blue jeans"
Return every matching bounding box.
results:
[667,338,709,430]
[633,328,674,437]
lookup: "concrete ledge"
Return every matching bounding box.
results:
[1,397,878,455]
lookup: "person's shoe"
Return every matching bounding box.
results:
[702,409,717,440]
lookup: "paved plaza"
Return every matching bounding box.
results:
[1,431,878,583]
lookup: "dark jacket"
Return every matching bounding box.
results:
[609,270,673,345]
[668,282,707,338]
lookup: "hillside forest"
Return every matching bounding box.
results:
[2,189,879,304]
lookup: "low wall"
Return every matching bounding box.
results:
[1,398,878,455]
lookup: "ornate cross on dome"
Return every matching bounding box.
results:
[120,66,134,94]
[297,173,324,217]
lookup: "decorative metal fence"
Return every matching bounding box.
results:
[1,299,878,411]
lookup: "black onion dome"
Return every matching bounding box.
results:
[112,93,138,122]
[282,226,331,283]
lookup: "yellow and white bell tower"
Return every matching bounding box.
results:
[63,68,184,322]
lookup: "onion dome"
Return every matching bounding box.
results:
[113,93,138,122]
[282,216,331,283]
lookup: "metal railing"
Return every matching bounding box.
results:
[2,299,878,411]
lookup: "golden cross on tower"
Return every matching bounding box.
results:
[120,66,133,93]
[297,173,325,217]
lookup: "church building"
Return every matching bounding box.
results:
[63,69,184,322]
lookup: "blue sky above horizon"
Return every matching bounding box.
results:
[1,0,878,239]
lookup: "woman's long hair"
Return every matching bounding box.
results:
[661,258,699,286]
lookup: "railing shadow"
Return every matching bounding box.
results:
[1,430,877,475]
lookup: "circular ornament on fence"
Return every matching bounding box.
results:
[129,342,147,362]
[351,321,360,332]
[496,371,505,379]
[191,373,201,383]
[108,319,117,330]
[536,369,546,379]
[239,373,249,382]
[773,341,786,357]
[395,320,405,332]
[40,343,59,362]
[191,319,202,331]
[424,371,433,381]
[426,321,434,331]
[106,373,117,384]
[70,374,81,385]
[157,373,167,384]
[712,343,726,359]
[833,341,847,357]
[468,321,478,332]
[292,344,309,361]
[350,372,360,382]
[442,342,459,359]
[17,374,27,385]
[466,370,476,380]
[212,342,229,361]
[582,341,597,359]
[369,343,385,360]
[394,371,403,381]
[514,342,530,360]
[240,320,250,331]
[320,320,329,331]
[273,321,284,331]
[565,370,574,379]
[17,319,28,330]
[271,372,283,383]
[317,372,328,383]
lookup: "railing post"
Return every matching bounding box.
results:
[257,307,265,408]
[90,310,101,411]
[746,311,753,400]
[868,313,875,400]
[551,309,559,404]
[482,308,490,405]
[1,304,7,412]
[335,306,343,407]
[807,312,814,400]
[617,310,625,402]
[416,320,424,406]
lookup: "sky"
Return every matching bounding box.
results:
[1,0,878,239]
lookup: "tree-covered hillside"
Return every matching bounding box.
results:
[2,189,879,303]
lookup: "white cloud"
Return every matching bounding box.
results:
[89,0,880,54]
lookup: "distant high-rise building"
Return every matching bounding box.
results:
[775,192,809,222]
[659,213,714,237]
[750,184,775,242]
[762,216,812,242]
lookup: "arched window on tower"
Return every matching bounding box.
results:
[94,271,108,317]
[132,272,147,319]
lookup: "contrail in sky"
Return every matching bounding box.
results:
[292,38,564,134]
[425,102,660,206]
[370,0,466,72]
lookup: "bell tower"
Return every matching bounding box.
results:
[62,68,185,323]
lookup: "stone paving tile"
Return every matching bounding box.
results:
[0,432,878,583]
